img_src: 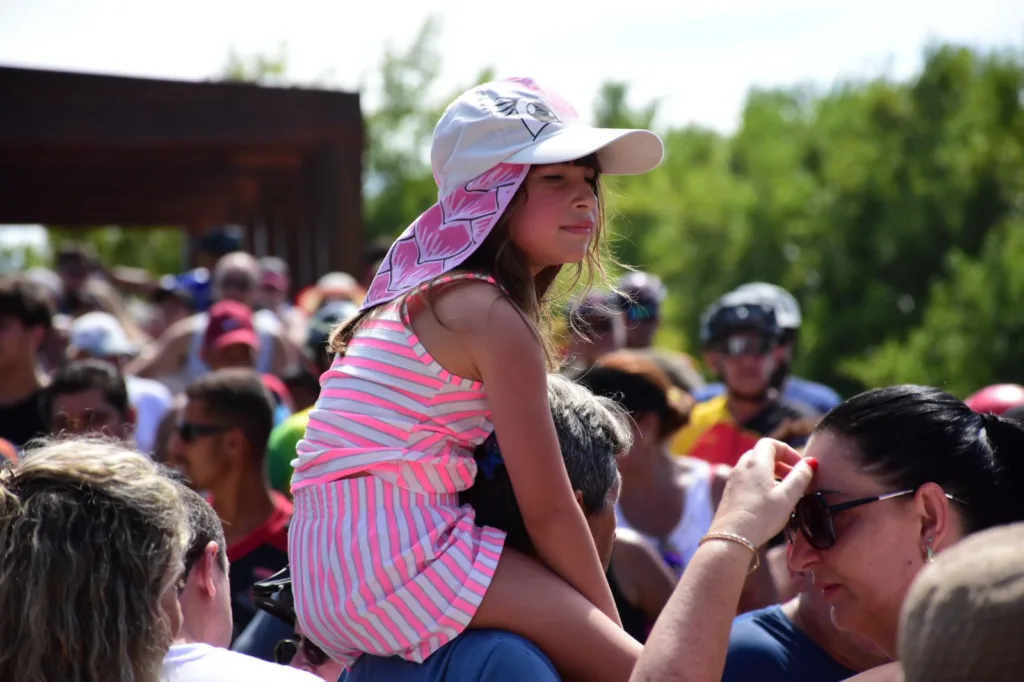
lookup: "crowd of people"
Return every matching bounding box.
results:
[2,76,1023,682]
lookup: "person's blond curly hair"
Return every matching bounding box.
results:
[0,438,188,682]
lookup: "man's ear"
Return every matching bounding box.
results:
[196,541,221,598]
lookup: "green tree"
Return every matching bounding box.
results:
[616,44,1024,396]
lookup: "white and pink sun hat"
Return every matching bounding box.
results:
[361,76,665,310]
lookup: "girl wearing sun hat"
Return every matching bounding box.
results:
[288,77,664,680]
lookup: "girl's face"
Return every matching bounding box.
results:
[508,161,599,273]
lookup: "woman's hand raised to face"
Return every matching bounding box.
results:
[708,439,817,547]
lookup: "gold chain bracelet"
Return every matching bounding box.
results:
[699,532,761,575]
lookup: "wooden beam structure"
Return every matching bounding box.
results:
[0,66,364,289]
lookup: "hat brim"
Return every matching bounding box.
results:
[210,330,260,351]
[504,126,664,176]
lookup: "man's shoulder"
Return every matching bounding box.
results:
[164,642,320,681]
[348,630,558,682]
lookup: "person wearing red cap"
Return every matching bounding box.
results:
[964,383,1024,416]
[202,300,261,371]
[127,252,296,394]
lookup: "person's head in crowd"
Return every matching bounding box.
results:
[731,282,802,390]
[150,274,197,336]
[54,241,98,296]
[0,439,188,682]
[174,479,233,647]
[898,521,1024,682]
[638,347,706,396]
[700,289,783,401]
[789,384,1024,659]
[211,251,260,307]
[0,275,54,378]
[256,256,291,313]
[197,224,245,270]
[612,271,666,349]
[171,368,275,493]
[964,383,1024,417]
[44,359,134,441]
[202,300,260,371]
[307,300,359,373]
[68,310,139,365]
[564,290,625,369]
[459,374,631,568]
[252,569,346,680]
[576,350,692,469]
[296,271,364,316]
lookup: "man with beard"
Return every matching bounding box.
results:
[672,290,817,467]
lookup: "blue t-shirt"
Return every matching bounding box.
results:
[347,630,558,682]
[694,376,842,416]
[722,605,857,682]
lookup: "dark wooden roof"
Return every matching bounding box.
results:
[0,66,364,287]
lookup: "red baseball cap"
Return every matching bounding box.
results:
[964,384,1024,416]
[204,300,259,352]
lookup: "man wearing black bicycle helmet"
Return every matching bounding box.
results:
[693,282,841,415]
[671,289,817,467]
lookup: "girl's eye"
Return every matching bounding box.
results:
[543,174,564,181]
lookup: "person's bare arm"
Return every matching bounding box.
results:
[631,441,814,682]
[462,290,621,625]
[611,532,676,622]
[125,317,193,378]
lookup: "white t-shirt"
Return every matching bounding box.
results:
[125,374,172,454]
[162,642,321,682]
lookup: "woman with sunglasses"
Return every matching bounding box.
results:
[631,384,1024,682]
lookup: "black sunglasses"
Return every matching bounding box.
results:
[176,421,230,443]
[714,334,777,358]
[786,489,965,551]
[274,637,329,667]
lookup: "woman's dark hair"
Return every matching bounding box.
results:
[815,384,1024,533]
[575,350,693,439]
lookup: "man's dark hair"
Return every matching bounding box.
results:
[43,359,130,421]
[55,242,97,267]
[176,480,229,577]
[0,276,55,332]
[459,375,631,553]
[185,368,275,457]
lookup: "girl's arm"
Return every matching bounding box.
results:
[467,295,621,625]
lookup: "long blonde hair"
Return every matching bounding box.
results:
[0,439,188,682]
[331,154,612,369]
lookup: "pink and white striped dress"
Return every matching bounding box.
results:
[288,273,506,668]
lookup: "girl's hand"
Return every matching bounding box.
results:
[707,439,815,547]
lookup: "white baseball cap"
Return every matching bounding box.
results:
[69,311,138,358]
[431,77,664,197]
[362,77,665,309]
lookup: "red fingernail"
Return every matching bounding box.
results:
[806,458,819,472]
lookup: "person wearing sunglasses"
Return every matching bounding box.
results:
[692,282,843,417]
[612,271,666,350]
[672,290,817,467]
[169,368,292,644]
[562,290,626,374]
[632,385,1024,682]
[247,568,347,681]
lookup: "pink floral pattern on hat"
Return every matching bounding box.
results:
[362,163,529,308]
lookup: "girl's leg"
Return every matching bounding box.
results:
[470,548,642,682]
